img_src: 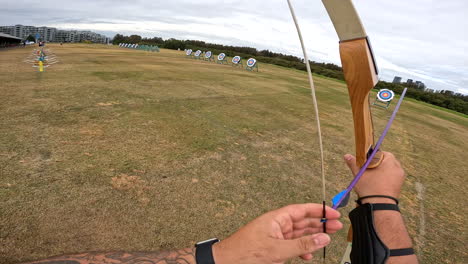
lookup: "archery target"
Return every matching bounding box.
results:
[195,50,202,57]
[247,58,257,67]
[186,49,192,55]
[232,56,241,64]
[205,51,212,58]
[218,53,226,60]
[377,89,395,102]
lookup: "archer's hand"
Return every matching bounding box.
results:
[212,204,342,264]
[344,151,405,202]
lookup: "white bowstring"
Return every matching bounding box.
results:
[286,0,326,202]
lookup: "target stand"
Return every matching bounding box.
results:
[204,51,215,62]
[373,89,395,109]
[185,49,193,58]
[245,58,259,72]
[194,50,202,60]
[217,53,228,64]
[231,56,243,67]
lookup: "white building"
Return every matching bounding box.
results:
[0,24,108,43]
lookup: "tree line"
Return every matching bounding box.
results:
[375,82,468,114]
[112,34,468,115]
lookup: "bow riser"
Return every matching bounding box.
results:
[339,37,383,168]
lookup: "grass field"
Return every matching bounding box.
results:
[0,44,466,263]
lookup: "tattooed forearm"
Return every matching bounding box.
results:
[24,248,196,264]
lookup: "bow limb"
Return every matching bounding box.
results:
[322,0,383,168]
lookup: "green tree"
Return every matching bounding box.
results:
[112,34,126,45]
[128,35,142,44]
[163,38,186,50]
[26,35,35,42]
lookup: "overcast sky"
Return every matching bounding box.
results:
[1,0,467,94]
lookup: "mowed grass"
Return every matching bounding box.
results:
[0,44,466,263]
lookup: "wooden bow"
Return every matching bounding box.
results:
[321,0,384,262]
[322,0,383,169]
[287,0,388,261]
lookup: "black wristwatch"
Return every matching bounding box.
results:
[195,238,220,264]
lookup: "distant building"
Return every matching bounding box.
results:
[415,81,426,89]
[407,79,414,85]
[0,24,108,43]
[0,32,22,47]
[392,76,402,84]
[0,26,14,36]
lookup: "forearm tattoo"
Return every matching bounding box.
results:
[24,248,196,264]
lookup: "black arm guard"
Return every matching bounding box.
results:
[349,203,397,264]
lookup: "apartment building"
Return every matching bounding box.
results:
[0,25,108,43]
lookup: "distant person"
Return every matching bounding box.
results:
[24,152,417,264]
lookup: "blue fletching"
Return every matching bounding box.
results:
[332,190,351,208]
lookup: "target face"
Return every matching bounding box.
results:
[218,53,226,60]
[377,89,395,102]
[195,50,202,57]
[186,49,192,55]
[232,56,241,64]
[205,51,212,58]
[247,58,257,67]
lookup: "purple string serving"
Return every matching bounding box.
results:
[332,88,408,210]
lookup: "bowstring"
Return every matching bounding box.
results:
[286,0,326,202]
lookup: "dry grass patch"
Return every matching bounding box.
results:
[0,44,466,263]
